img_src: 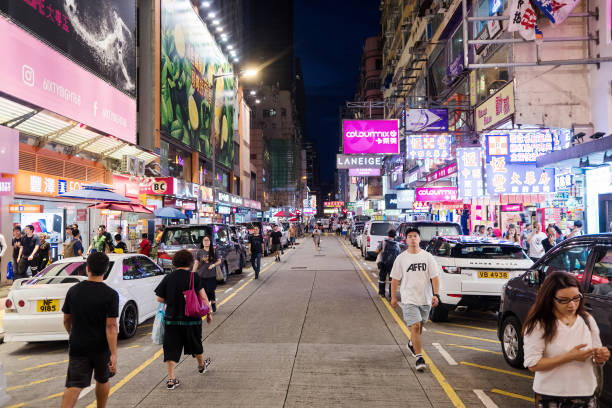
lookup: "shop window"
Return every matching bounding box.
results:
[449,24,464,63]
[428,49,447,97]
[168,144,192,180]
[476,47,510,104]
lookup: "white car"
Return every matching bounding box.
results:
[361,221,399,260]
[426,236,533,321]
[3,254,166,342]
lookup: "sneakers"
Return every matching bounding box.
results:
[415,356,427,372]
[406,340,416,358]
[167,378,180,390]
[198,358,212,374]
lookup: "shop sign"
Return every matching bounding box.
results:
[426,163,457,183]
[336,154,384,169]
[457,147,485,199]
[445,55,464,86]
[0,178,13,195]
[217,205,231,215]
[501,204,523,212]
[412,202,430,211]
[113,175,139,198]
[0,126,19,174]
[174,179,197,200]
[406,134,452,160]
[9,204,43,213]
[0,18,136,144]
[397,189,416,209]
[182,201,196,210]
[348,168,380,177]
[342,120,400,155]
[139,177,174,195]
[201,186,214,202]
[485,129,554,163]
[163,197,177,207]
[76,208,87,221]
[243,198,262,210]
[476,81,515,131]
[323,208,337,214]
[15,170,84,197]
[469,71,478,107]
[303,208,317,215]
[415,187,458,202]
[555,173,574,190]
[201,205,215,213]
[324,201,344,208]
[485,160,555,195]
[385,194,398,210]
[403,109,449,132]
[230,195,244,207]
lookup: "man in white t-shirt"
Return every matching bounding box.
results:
[527,222,547,261]
[390,227,440,372]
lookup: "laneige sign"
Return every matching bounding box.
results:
[336,154,384,169]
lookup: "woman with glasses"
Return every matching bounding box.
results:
[523,272,610,407]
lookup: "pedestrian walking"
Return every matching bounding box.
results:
[115,226,124,242]
[37,233,52,271]
[376,229,401,298]
[193,235,221,313]
[312,225,321,250]
[542,226,561,253]
[139,233,151,257]
[528,222,547,262]
[61,252,119,408]
[523,272,610,407]
[88,226,110,255]
[17,225,40,278]
[521,223,533,251]
[114,234,128,253]
[155,250,213,390]
[269,224,283,262]
[390,228,441,372]
[248,226,265,279]
[71,229,84,257]
[289,224,297,248]
[506,224,520,244]
[11,226,22,278]
[0,232,7,283]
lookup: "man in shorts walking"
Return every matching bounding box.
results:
[61,252,118,408]
[390,228,440,372]
[269,224,283,262]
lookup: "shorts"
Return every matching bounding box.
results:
[271,243,281,252]
[163,322,203,362]
[401,303,431,327]
[65,351,111,388]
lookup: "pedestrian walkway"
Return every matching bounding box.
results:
[90,236,457,408]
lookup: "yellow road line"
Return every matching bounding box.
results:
[448,323,497,333]
[337,238,466,408]
[18,356,33,361]
[5,391,63,408]
[448,344,502,355]
[434,330,499,344]
[125,345,140,349]
[460,362,533,379]
[7,375,63,391]
[20,359,68,372]
[491,388,535,402]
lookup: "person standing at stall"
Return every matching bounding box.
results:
[193,235,221,313]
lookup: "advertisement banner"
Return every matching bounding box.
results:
[336,154,384,169]
[324,201,344,208]
[0,17,136,143]
[139,177,174,195]
[385,193,398,210]
[348,168,380,177]
[14,170,85,198]
[0,126,19,175]
[457,147,485,199]
[485,129,556,163]
[476,81,515,131]
[161,0,234,167]
[404,109,449,132]
[415,187,458,202]
[0,0,136,97]
[342,120,399,154]
[201,186,214,202]
[425,163,457,183]
[486,159,555,195]
[406,134,452,160]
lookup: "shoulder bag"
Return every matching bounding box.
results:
[183,272,210,318]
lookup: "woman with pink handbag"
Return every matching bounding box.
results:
[155,250,213,390]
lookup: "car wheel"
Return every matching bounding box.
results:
[430,302,449,322]
[501,315,524,368]
[119,302,138,339]
[217,262,228,284]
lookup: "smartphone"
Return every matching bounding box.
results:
[53,215,62,233]
[31,222,42,233]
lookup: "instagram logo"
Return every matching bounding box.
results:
[22,65,35,87]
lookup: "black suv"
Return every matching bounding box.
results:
[396,221,463,249]
[498,234,612,405]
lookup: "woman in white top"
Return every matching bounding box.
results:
[523,272,610,407]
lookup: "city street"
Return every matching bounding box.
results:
[1,236,534,408]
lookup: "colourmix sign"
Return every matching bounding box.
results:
[342,120,399,155]
[415,187,458,202]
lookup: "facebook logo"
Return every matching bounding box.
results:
[58,180,67,194]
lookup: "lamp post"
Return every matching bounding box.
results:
[210,68,258,222]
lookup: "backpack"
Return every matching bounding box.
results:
[381,239,400,267]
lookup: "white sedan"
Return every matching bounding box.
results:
[3,254,166,342]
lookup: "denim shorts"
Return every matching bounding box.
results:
[401,303,431,327]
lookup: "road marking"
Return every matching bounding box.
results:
[20,359,68,372]
[432,343,458,365]
[490,388,535,402]
[7,375,63,391]
[6,392,63,408]
[448,323,497,333]
[460,362,534,379]
[338,238,466,408]
[434,330,499,344]
[79,384,95,399]
[18,356,33,361]
[473,389,499,408]
[448,344,502,355]
[125,345,140,349]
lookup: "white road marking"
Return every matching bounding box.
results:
[79,384,96,399]
[225,288,233,293]
[473,389,499,408]
[432,342,457,365]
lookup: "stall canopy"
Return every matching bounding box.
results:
[60,183,132,202]
[274,211,286,217]
[154,207,188,219]
[88,202,153,213]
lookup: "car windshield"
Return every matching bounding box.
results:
[418,225,462,242]
[24,261,114,284]
[163,226,213,246]
[370,223,396,236]
[451,244,528,259]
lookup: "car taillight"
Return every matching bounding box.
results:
[442,266,461,274]
[5,299,12,309]
[367,236,370,247]
[448,294,462,298]
[18,300,25,308]
[157,251,172,260]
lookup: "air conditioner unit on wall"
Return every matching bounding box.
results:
[120,155,131,173]
[135,159,146,177]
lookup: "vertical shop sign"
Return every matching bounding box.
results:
[457,147,485,199]
[475,81,515,131]
[406,134,452,160]
[485,158,555,195]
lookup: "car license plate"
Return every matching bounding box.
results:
[478,271,509,279]
[37,299,59,312]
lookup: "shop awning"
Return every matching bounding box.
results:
[536,136,612,168]
[88,202,153,214]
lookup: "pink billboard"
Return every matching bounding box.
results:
[415,187,458,202]
[343,120,399,154]
[348,168,381,177]
[0,17,136,144]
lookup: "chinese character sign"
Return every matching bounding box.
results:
[406,133,451,160]
[485,130,555,163]
[342,120,400,154]
[457,147,484,199]
[485,159,555,195]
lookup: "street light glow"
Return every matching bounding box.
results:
[208,11,215,18]
[250,90,256,95]
[201,1,210,7]
[216,26,223,32]
[241,68,258,78]
[255,99,261,104]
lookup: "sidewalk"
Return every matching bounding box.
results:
[100,236,453,408]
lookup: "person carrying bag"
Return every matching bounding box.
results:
[152,303,165,345]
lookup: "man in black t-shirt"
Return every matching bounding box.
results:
[269,224,283,262]
[11,226,22,279]
[17,225,40,278]
[61,252,118,408]
[248,226,265,278]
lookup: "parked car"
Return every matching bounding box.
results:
[498,234,612,405]
[426,236,533,321]
[157,224,245,283]
[229,225,249,260]
[360,221,399,260]
[350,224,364,247]
[397,221,463,250]
[3,254,165,341]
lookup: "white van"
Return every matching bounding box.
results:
[361,221,399,260]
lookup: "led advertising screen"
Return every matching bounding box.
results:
[0,0,136,97]
[161,0,234,166]
[342,120,400,155]
[348,168,381,177]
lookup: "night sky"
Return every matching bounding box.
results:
[294,0,381,184]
